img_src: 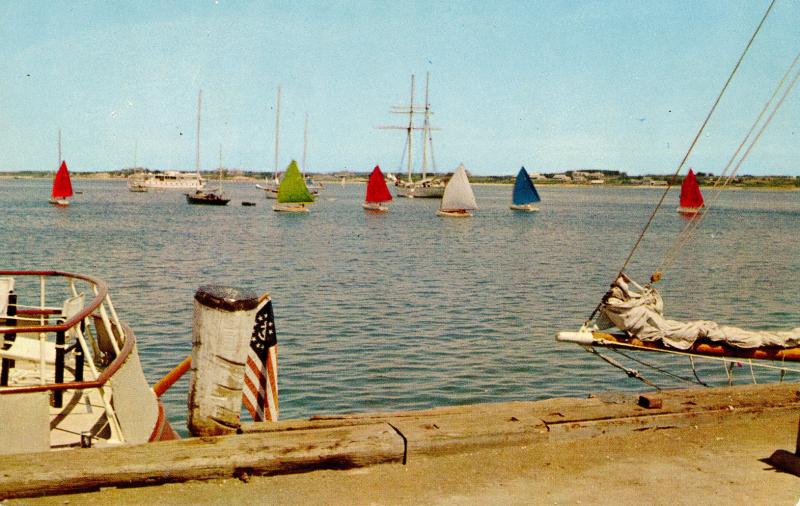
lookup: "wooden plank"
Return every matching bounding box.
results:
[0,422,404,500]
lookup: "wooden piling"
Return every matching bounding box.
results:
[188,286,262,436]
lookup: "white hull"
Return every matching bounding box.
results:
[395,183,445,199]
[362,202,389,212]
[437,209,472,218]
[677,206,703,214]
[510,204,539,212]
[273,202,310,213]
[128,172,205,191]
[48,198,69,206]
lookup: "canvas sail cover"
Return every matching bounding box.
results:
[440,164,477,211]
[598,275,800,350]
[277,160,314,204]
[365,165,392,203]
[512,167,540,205]
[679,169,704,209]
[51,161,73,198]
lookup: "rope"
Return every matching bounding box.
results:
[689,356,711,387]
[587,0,776,322]
[612,348,702,386]
[582,346,661,389]
[657,49,800,274]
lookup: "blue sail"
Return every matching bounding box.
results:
[512,167,540,205]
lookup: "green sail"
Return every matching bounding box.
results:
[277,160,315,204]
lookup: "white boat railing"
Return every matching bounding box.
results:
[0,270,129,445]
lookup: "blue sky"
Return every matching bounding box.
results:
[0,1,797,175]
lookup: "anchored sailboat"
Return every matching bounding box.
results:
[363,165,393,212]
[437,164,477,218]
[186,91,230,206]
[510,167,541,212]
[49,160,73,207]
[380,73,446,198]
[677,168,704,214]
[273,160,315,213]
[257,87,282,199]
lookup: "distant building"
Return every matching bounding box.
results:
[552,174,571,182]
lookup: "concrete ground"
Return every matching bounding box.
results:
[11,406,800,505]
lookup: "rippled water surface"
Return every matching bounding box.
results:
[2,179,798,431]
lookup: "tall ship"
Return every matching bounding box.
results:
[380,73,446,198]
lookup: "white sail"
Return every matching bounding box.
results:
[440,164,477,211]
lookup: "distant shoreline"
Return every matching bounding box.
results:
[2,173,797,191]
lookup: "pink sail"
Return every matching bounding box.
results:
[51,161,74,199]
[679,168,703,210]
[365,165,392,203]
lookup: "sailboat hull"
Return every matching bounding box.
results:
[273,203,310,213]
[48,198,70,207]
[436,209,472,218]
[395,184,445,199]
[362,202,389,212]
[510,204,539,212]
[677,206,703,215]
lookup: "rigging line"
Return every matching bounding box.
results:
[658,49,800,274]
[586,0,777,323]
[611,348,703,386]
[689,356,711,387]
[398,134,409,173]
[582,346,662,389]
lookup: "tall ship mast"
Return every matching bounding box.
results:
[379,73,445,199]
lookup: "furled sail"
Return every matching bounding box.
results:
[365,165,392,203]
[51,161,73,199]
[512,167,540,206]
[440,164,477,211]
[679,168,704,210]
[277,160,314,204]
[598,275,800,350]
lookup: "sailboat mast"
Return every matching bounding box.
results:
[302,112,309,174]
[274,86,281,180]
[406,74,415,183]
[421,72,430,180]
[196,89,202,175]
[218,144,223,191]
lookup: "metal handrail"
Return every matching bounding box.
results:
[0,323,135,395]
[0,270,108,335]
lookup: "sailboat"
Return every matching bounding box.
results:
[363,165,393,212]
[437,164,477,218]
[273,160,315,213]
[557,2,800,378]
[510,167,541,212]
[381,73,446,199]
[257,87,282,199]
[49,160,73,207]
[185,91,230,206]
[677,168,704,214]
[187,148,231,206]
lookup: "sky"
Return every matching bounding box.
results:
[0,0,798,176]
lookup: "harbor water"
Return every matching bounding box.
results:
[2,178,798,432]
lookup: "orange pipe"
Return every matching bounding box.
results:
[153,355,192,397]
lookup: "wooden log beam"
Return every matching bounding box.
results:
[0,422,403,500]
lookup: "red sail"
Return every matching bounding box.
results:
[51,161,74,199]
[365,165,392,203]
[679,168,703,209]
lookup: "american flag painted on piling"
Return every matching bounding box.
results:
[243,298,278,421]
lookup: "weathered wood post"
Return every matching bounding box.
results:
[188,286,262,436]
